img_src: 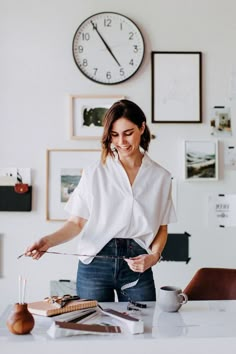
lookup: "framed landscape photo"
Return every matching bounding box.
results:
[151,51,202,123]
[184,140,218,181]
[46,149,100,221]
[69,95,124,139]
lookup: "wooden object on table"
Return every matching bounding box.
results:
[6,303,35,335]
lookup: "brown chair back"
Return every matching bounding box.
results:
[184,267,236,300]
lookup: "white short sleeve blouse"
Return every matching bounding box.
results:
[65,153,177,263]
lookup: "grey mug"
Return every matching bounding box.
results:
[157,285,188,312]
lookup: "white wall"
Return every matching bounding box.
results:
[1,0,236,313]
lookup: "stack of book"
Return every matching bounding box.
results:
[28,299,144,338]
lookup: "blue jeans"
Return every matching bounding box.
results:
[76,238,156,302]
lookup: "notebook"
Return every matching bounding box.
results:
[28,299,98,317]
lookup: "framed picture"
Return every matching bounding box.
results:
[184,140,218,181]
[151,51,202,123]
[69,95,124,139]
[210,106,232,137]
[46,149,101,221]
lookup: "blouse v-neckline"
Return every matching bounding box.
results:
[116,153,145,190]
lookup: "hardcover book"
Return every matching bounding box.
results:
[28,299,98,317]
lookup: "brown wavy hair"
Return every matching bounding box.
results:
[101,99,151,164]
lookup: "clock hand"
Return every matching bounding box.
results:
[90,20,121,67]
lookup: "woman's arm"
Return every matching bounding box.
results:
[25,216,87,260]
[149,224,168,263]
[125,225,168,273]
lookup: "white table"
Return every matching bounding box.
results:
[1,301,236,354]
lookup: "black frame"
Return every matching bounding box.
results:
[151,51,202,123]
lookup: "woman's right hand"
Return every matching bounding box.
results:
[24,217,87,260]
[25,236,51,260]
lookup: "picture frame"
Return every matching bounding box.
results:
[184,140,218,181]
[210,106,232,137]
[69,95,124,139]
[151,51,202,123]
[46,149,101,221]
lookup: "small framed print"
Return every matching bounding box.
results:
[46,149,100,221]
[151,51,202,123]
[69,95,124,139]
[184,140,218,181]
[210,106,232,137]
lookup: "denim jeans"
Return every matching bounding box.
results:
[76,238,156,302]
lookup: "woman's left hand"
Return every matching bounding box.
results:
[124,253,160,273]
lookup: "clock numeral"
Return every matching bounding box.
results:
[82,59,88,67]
[129,32,134,40]
[92,22,97,30]
[104,18,112,27]
[81,32,90,41]
[93,68,98,75]
[120,68,125,76]
[129,59,134,66]
[106,71,112,79]
[133,45,138,53]
[78,45,83,53]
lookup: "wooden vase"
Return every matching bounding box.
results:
[6,303,35,335]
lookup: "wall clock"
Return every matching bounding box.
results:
[72,12,145,85]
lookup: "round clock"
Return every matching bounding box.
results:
[72,12,145,85]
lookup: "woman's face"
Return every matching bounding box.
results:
[111,117,145,158]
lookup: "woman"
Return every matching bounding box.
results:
[25,99,176,302]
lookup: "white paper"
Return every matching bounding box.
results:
[0,168,31,185]
[208,194,236,227]
[0,168,16,185]
[224,142,236,170]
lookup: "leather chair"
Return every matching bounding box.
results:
[184,267,236,300]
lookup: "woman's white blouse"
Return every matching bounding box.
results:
[65,153,177,264]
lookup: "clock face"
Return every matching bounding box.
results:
[72,12,145,85]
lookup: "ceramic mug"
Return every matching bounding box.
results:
[157,286,188,312]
